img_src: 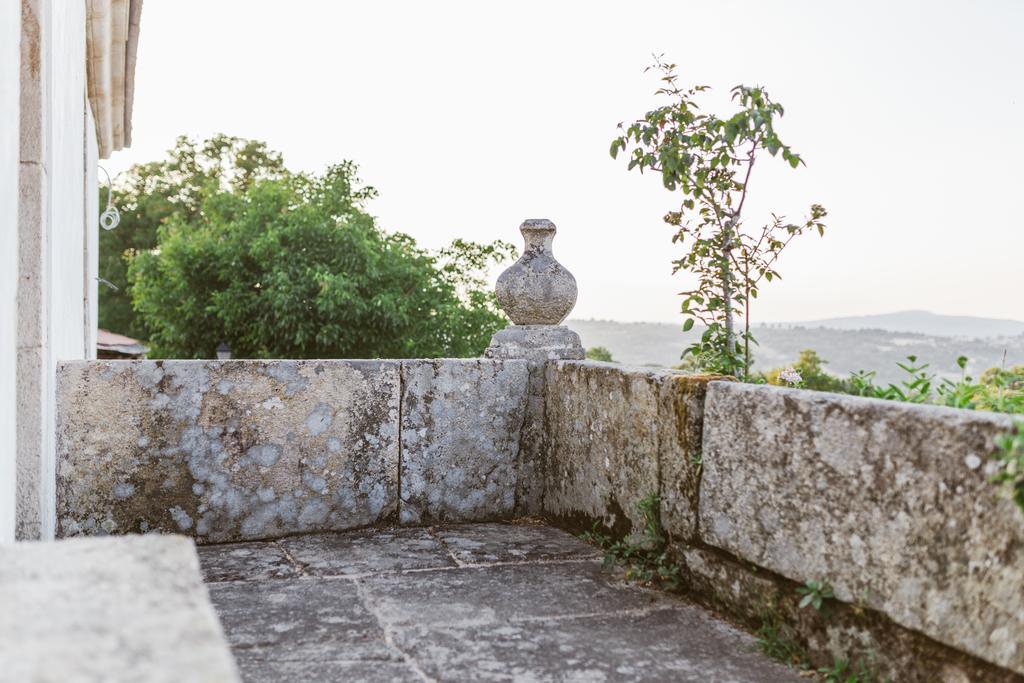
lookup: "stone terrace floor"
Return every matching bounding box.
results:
[198,522,803,682]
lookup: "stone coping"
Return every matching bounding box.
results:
[0,534,239,682]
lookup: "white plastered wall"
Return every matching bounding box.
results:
[1,0,23,543]
[16,0,97,540]
[85,107,99,358]
[47,0,92,539]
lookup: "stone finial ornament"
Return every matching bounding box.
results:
[495,219,578,325]
[485,219,584,362]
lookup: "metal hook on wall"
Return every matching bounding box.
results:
[99,166,120,230]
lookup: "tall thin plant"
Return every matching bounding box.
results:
[611,56,826,376]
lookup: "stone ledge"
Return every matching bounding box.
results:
[699,381,1024,674]
[0,534,239,682]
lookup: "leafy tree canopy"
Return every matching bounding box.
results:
[99,135,289,338]
[107,135,514,359]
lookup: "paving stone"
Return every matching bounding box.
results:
[434,522,601,564]
[357,560,676,628]
[207,579,394,662]
[205,523,812,682]
[278,527,455,576]
[392,607,802,683]
[234,658,423,683]
[197,541,298,583]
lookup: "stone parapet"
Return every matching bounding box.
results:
[53,358,1024,679]
[56,359,529,543]
[699,381,1024,675]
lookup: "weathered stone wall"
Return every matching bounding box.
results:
[541,361,716,539]
[400,359,528,524]
[700,382,1024,676]
[56,359,528,543]
[54,358,1024,678]
[540,367,1024,680]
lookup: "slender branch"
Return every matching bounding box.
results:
[733,138,759,220]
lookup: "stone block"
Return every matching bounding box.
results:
[277,527,455,576]
[484,325,584,362]
[699,381,1024,674]
[512,363,548,515]
[433,521,602,564]
[399,359,529,523]
[659,374,725,542]
[56,360,400,543]
[15,345,44,541]
[542,362,709,539]
[197,541,300,583]
[389,602,802,683]
[0,534,240,682]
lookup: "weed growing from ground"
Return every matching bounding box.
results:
[818,655,885,683]
[755,613,809,669]
[797,579,834,612]
[579,494,684,591]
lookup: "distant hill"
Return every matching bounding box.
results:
[569,315,1024,384]
[784,310,1024,339]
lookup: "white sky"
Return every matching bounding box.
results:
[106,0,1024,325]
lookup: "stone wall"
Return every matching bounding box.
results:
[541,361,716,540]
[54,357,1024,679]
[541,366,1024,681]
[700,382,1024,677]
[56,359,528,543]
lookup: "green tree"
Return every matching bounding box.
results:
[123,136,514,359]
[586,346,615,362]
[99,135,288,338]
[610,57,826,377]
